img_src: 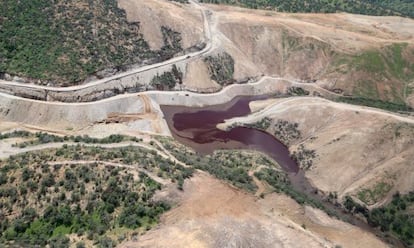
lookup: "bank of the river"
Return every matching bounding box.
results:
[160,95,405,248]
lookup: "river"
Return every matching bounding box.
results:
[160,95,404,248]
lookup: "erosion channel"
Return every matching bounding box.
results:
[160,95,404,248]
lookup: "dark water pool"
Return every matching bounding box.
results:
[161,95,298,173]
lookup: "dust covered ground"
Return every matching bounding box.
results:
[120,172,387,248]
[118,0,204,50]
[221,97,414,207]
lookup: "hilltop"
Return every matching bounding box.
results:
[200,0,414,18]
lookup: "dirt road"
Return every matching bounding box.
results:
[0,0,212,93]
[0,141,170,160]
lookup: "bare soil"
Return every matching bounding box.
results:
[120,172,387,248]
[222,97,414,205]
[118,0,204,50]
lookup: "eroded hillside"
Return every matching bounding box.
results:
[209,5,414,107]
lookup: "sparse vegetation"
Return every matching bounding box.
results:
[254,168,335,216]
[227,118,316,169]
[291,144,317,170]
[9,133,136,148]
[169,0,189,4]
[357,181,393,205]
[232,118,302,146]
[0,131,31,140]
[200,0,414,18]
[204,52,235,85]
[150,65,183,90]
[333,43,414,106]
[159,27,184,61]
[2,129,411,246]
[156,136,279,192]
[273,120,302,146]
[244,117,272,130]
[337,96,413,112]
[287,87,310,96]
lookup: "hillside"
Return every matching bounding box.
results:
[207,5,414,108]
[0,132,392,247]
[0,0,202,86]
[0,0,413,110]
[220,96,414,245]
[200,0,414,18]
[0,144,193,247]
[0,0,414,247]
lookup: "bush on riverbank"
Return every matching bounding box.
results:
[344,192,414,246]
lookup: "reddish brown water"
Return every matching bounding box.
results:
[161,95,298,173]
[160,95,404,248]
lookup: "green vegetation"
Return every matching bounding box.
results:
[0,143,194,246]
[0,130,31,140]
[343,195,370,218]
[156,137,279,192]
[5,132,139,148]
[287,87,310,96]
[334,43,414,105]
[273,120,302,146]
[344,192,414,246]
[150,65,183,90]
[347,44,414,83]
[200,0,414,18]
[0,0,183,86]
[244,117,272,130]
[159,27,183,61]
[2,130,412,246]
[357,181,393,205]
[169,0,189,3]
[337,96,413,112]
[254,168,336,216]
[369,192,414,246]
[235,118,302,146]
[204,52,235,85]
[229,118,316,169]
[291,144,316,170]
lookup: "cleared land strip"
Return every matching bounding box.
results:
[47,160,168,185]
[0,141,171,160]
